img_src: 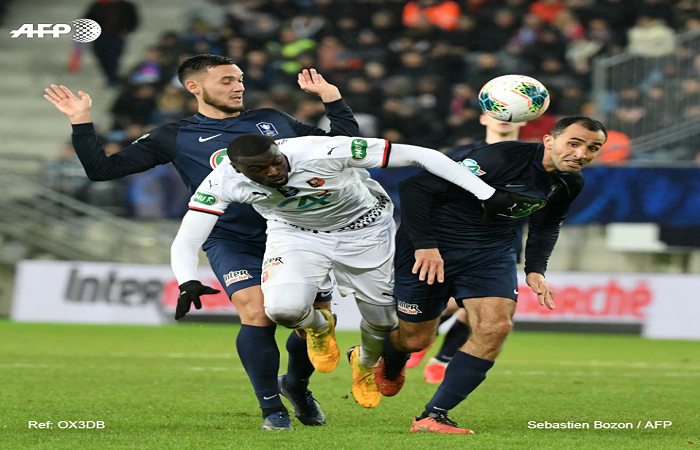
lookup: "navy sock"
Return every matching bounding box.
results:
[424,351,494,414]
[383,328,410,379]
[285,330,314,390]
[236,324,284,414]
[435,320,471,363]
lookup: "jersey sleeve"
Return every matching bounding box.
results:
[186,166,236,216]
[71,122,177,180]
[280,99,360,137]
[524,174,585,275]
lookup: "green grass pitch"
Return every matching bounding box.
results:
[1,320,698,449]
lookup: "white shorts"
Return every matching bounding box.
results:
[262,213,395,306]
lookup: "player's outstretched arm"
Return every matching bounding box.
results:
[525,272,556,310]
[44,84,92,124]
[297,68,341,103]
[171,210,220,319]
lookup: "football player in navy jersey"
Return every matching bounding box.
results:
[374,116,607,434]
[44,54,359,431]
[416,114,528,384]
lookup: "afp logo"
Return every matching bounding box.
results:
[10,19,102,42]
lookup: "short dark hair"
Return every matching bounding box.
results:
[551,116,608,140]
[177,54,236,84]
[228,134,276,161]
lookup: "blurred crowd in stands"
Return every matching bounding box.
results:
[44,0,700,217]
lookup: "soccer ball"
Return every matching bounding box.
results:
[478,75,550,123]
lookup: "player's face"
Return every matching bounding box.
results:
[200,65,245,114]
[232,144,289,187]
[543,123,606,173]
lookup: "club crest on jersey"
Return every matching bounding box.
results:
[306,177,325,188]
[209,149,228,168]
[277,186,300,197]
[223,270,252,286]
[459,158,486,176]
[256,122,278,136]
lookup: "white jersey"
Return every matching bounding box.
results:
[188,136,392,232]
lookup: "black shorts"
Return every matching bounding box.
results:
[393,229,518,323]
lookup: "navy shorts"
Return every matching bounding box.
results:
[393,230,518,323]
[203,233,266,298]
[203,229,333,302]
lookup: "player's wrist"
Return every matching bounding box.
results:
[69,113,92,124]
[319,89,342,103]
[480,186,497,201]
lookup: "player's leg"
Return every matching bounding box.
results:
[380,226,454,397]
[203,237,290,430]
[424,307,471,383]
[413,296,514,434]
[411,249,518,434]
[407,297,461,369]
[262,232,338,374]
[332,217,397,407]
[345,301,397,408]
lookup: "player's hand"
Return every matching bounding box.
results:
[526,272,556,310]
[175,280,220,320]
[297,68,341,103]
[44,84,92,123]
[413,248,444,285]
[481,189,540,225]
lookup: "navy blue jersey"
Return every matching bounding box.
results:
[71,100,358,243]
[398,141,584,275]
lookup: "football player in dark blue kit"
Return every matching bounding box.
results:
[374,117,607,434]
[418,114,528,383]
[44,54,359,431]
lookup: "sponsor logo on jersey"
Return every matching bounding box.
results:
[209,149,228,168]
[277,191,333,210]
[263,257,283,269]
[276,186,299,198]
[306,177,325,188]
[256,122,279,136]
[351,139,368,160]
[397,300,422,315]
[223,270,252,286]
[262,270,269,283]
[459,158,486,176]
[193,192,218,206]
[132,133,150,144]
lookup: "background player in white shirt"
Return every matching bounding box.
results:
[170,133,534,409]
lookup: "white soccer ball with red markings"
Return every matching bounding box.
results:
[478,75,550,123]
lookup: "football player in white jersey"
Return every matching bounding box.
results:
[170,133,534,411]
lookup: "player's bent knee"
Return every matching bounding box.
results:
[263,283,317,327]
[401,329,435,353]
[473,319,513,342]
[264,305,309,328]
